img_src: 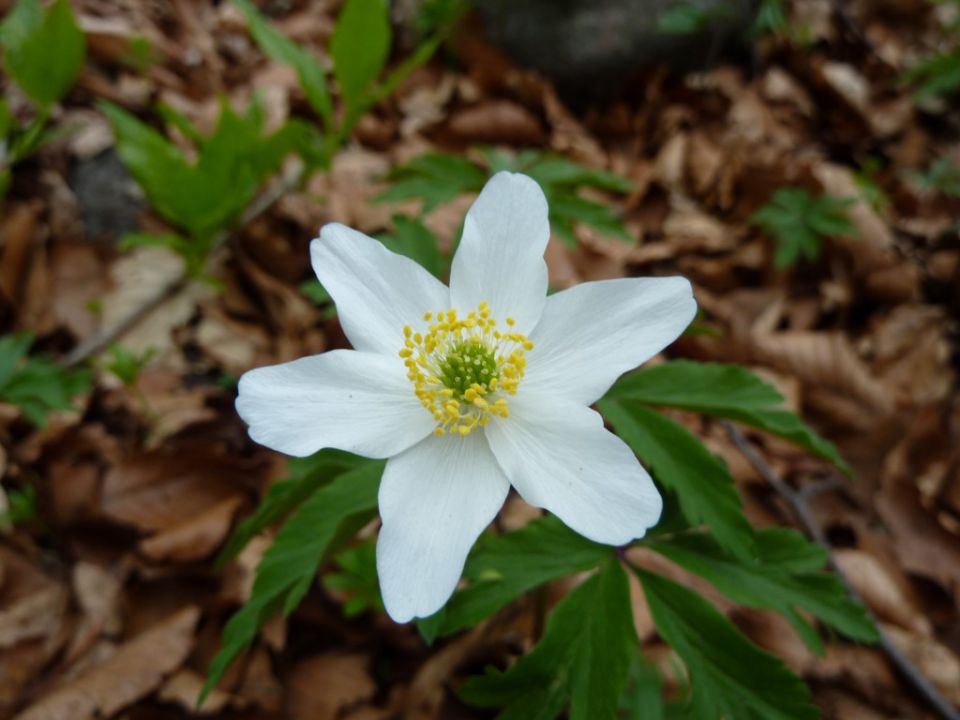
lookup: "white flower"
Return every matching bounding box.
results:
[236,172,697,622]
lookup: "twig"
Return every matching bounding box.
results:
[63,165,303,368]
[722,421,960,720]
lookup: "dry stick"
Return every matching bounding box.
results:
[63,165,304,368]
[722,421,960,720]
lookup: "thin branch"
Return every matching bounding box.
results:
[722,421,960,720]
[63,165,303,368]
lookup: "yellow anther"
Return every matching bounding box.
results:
[398,301,531,439]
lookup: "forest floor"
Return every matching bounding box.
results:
[1,0,959,718]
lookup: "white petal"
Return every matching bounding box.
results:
[311,224,450,356]
[377,432,510,622]
[485,395,662,545]
[525,277,696,405]
[236,349,434,458]
[449,172,549,333]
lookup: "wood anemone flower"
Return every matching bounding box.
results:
[236,172,697,622]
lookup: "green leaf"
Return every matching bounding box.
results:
[201,458,383,704]
[656,3,710,34]
[0,484,38,529]
[903,48,960,100]
[912,158,960,198]
[599,401,755,560]
[378,152,486,211]
[379,215,444,279]
[323,535,383,617]
[432,515,612,637]
[102,344,156,387]
[0,0,86,106]
[605,361,850,474]
[216,449,365,568]
[0,333,90,428]
[232,0,333,125]
[331,0,391,114]
[754,0,788,36]
[635,568,819,720]
[521,155,633,193]
[102,98,295,250]
[461,558,636,720]
[749,187,856,268]
[648,529,878,654]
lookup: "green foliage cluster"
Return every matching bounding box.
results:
[913,157,960,197]
[379,149,634,247]
[0,0,86,198]
[102,98,301,279]
[104,0,452,283]
[903,0,960,100]
[101,344,156,388]
[0,484,38,529]
[749,187,857,267]
[205,360,878,717]
[654,0,788,39]
[0,334,90,427]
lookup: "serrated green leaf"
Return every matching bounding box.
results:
[201,459,383,705]
[102,98,295,252]
[749,187,856,268]
[0,333,90,428]
[598,401,756,560]
[635,568,819,720]
[547,191,631,244]
[323,535,383,617]
[0,334,33,388]
[216,449,365,569]
[605,360,850,474]
[331,0,391,113]
[232,0,332,125]
[431,515,612,637]
[378,152,486,211]
[648,529,878,654]
[0,0,85,107]
[461,558,636,720]
[522,155,633,193]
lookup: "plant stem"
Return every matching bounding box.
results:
[722,421,960,720]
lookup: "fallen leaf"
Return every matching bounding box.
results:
[14,606,200,720]
[285,654,376,720]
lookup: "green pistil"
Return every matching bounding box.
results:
[438,340,498,399]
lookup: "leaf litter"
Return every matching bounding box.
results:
[0,0,959,718]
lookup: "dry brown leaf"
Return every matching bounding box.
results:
[0,202,41,310]
[100,446,252,536]
[139,495,244,563]
[158,667,235,714]
[444,99,545,146]
[403,622,491,720]
[0,573,66,651]
[749,331,896,417]
[833,549,929,634]
[98,246,212,366]
[65,562,124,662]
[882,624,960,704]
[285,654,376,720]
[14,606,199,720]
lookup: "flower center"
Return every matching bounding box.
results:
[399,301,533,437]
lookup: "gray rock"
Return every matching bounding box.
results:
[471,0,756,92]
[69,149,146,243]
